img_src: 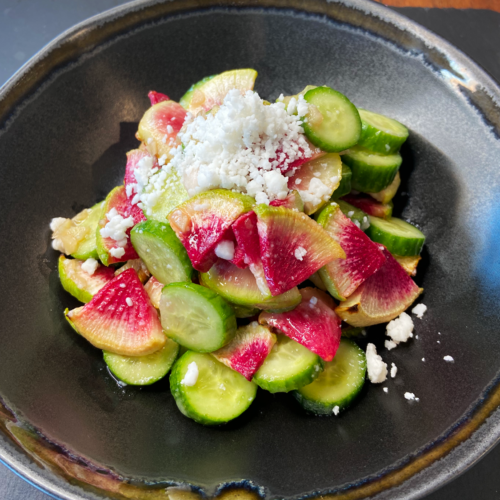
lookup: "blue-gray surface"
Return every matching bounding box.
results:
[0,1,499,499]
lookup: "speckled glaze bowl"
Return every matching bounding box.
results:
[1,1,500,499]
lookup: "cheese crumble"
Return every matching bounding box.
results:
[161,89,311,204]
[366,343,388,384]
[81,258,99,276]
[386,312,414,346]
[99,208,134,254]
[181,362,199,386]
[294,246,307,261]
[412,303,427,319]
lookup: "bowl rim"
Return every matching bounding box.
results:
[1,1,500,499]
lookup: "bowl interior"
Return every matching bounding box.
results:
[1,5,500,498]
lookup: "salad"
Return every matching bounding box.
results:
[50,69,426,425]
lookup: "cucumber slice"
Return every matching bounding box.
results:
[342,147,402,193]
[160,282,236,352]
[337,200,370,232]
[369,171,401,205]
[302,86,361,153]
[292,338,366,415]
[358,109,409,154]
[103,338,179,386]
[179,75,216,109]
[71,202,104,260]
[170,351,257,425]
[130,220,193,285]
[253,335,324,393]
[331,163,352,199]
[366,216,425,256]
[232,304,260,318]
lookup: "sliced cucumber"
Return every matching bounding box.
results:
[130,220,193,285]
[342,147,402,193]
[160,282,236,352]
[232,304,260,318]
[253,335,323,393]
[292,339,366,415]
[331,163,352,199]
[358,109,409,154]
[71,202,104,260]
[366,216,425,256]
[104,338,179,386]
[369,171,401,205]
[337,200,370,232]
[179,75,216,109]
[302,86,361,153]
[170,351,257,425]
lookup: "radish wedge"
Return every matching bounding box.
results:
[212,322,276,380]
[137,100,187,159]
[335,248,422,327]
[341,193,393,219]
[254,205,345,296]
[259,288,342,361]
[66,269,165,356]
[316,203,386,300]
[168,189,254,272]
[59,255,114,303]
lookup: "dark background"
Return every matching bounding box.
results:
[0,1,499,498]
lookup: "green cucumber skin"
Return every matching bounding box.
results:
[130,220,193,284]
[331,163,352,199]
[366,216,425,257]
[303,87,361,153]
[58,257,92,303]
[254,357,324,393]
[342,150,402,193]
[170,351,257,425]
[292,339,366,415]
[161,282,237,352]
[357,109,409,155]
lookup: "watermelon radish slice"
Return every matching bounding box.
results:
[335,248,423,327]
[269,190,304,212]
[341,193,393,219]
[200,259,301,311]
[96,186,139,266]
[254,205,345,296]
[186,69,257,115]
[273,142,325,176]
[58,255,115,303]
[212,322,276,380]
[168,189,254,272]
[287,153,343,215]
[66,268,166,356]
[148,91,170,106]
[316,203,386,301]
[394,254,421,277]
[144,276,164,309]
[259,288,342,361]
[137,100,187,158]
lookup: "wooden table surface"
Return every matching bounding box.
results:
[375,0,500,12]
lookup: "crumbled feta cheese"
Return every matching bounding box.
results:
[181,362,199,386]
[99,208,134,246]
[332,405,340,416]
[168,90,311,203]
[422,358,426,362]
[294,246,307,261]
[298,177,331,208]
[443,355,454,363]
[166,124,174,134]
[215,240,235,261]
[383,387,389,393]
[219,383,226,391]
[404,392,419,402]
[119,283,126,288]
[126,297,133,307]
[109,247,125,258]
[309,296,318,305]
[50,217,67,232]
[347,211,354,217]
[390,363,398,378]
[385,340,397,351]
[412,303,427,319]
[81,258,99,275]
[51,239,66,252]
[361,216,370,231]
[386,312,414,346]
[366,343,388,384]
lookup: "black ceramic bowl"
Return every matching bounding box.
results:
[1,1,500,499]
